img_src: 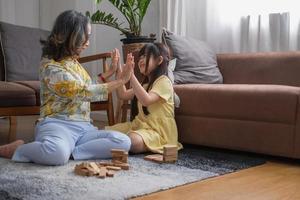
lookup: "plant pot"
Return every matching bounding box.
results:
[120,35,156,44]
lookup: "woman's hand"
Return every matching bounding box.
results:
[99,48,120,82]
[110,48,120,73]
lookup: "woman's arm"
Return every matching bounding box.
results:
[43,60,133,102]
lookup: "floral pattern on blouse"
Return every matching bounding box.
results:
[39,57,108,122]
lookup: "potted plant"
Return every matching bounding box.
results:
[86,0,156,44]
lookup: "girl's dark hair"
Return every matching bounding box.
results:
[131,43,170,120]
[41,10,90,61]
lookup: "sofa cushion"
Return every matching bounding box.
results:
[174,84,300,124]
[0,21,49,81]
[0,81,36,106]
[217,52,300,87]
[162,29,223,84]
[15,81,40,106]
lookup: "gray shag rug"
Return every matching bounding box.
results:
[0,147,265,200]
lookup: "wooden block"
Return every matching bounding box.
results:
[112,155,123,160]
[106,166,122,171]
[144,154,164,164]
[89,162,100,173]
[111,149,126,154]
[163,145,177,156]
[86,166,97,176]
[98,167,108,179]
[114,163,130,170]
[76,162,89,169]
[106,170,115,177]
[121,156,128,163]
[163,155,178,160]
[112,160,123,164]
[163,156,177,162]
[98,161,113,166]
[163,144,177,149]
[74,167,89,176]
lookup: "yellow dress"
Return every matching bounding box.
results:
[106,75,183,153]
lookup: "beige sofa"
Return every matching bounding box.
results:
[174,51,300,159]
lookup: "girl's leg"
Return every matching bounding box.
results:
[72,128,131,160]
[12,119,77,166]
[128,132,148,154]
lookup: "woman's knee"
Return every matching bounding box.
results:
[41,141,70,165]
[109,131,131,151]
[128,133,147,154]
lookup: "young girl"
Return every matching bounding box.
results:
[107,43,182,153]
[0,10,133,165]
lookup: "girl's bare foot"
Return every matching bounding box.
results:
[0,140,24,159]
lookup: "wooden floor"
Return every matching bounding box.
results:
[1,116,300,200]
[134,161,300,200]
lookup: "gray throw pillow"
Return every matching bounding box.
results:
[167,58,176,84]
[167,58,180,108]
[162,29,223,84]
[0,22,50,81]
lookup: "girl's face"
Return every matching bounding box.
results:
[78,23,91,53]
[138,54,163,76]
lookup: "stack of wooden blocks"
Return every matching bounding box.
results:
[74,149,129,179]
[163,145,178,162]
[111,148,128,163]
[144,144,178,163]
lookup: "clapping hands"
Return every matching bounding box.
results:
[117,53,135,84]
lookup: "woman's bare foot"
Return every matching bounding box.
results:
[0,140,24,159]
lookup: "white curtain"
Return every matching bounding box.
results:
[0,0,40,28]
[160,0,300,53]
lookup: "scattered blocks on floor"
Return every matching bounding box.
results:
[74,149,130,179]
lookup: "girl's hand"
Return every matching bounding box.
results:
[119,53,134,84]
[115,64,123,80]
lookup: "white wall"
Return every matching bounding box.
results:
[0,0,160,74]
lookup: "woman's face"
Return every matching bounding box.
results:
[138,55,162,76]
[79,23,91,53]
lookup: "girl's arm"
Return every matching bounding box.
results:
[130,73,161,106]
[116,84,134,101]
[115,54,135,100]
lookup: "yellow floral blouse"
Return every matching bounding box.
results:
[39,57,108,122]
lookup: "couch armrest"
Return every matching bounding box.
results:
[78,52,111,72]
[295,93,300,158]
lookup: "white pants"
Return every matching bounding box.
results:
[12,117,131,165]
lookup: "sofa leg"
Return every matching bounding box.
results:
[8,116,17,142]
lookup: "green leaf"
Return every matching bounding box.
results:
[138,0,151,20]
[88,0,151,36]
